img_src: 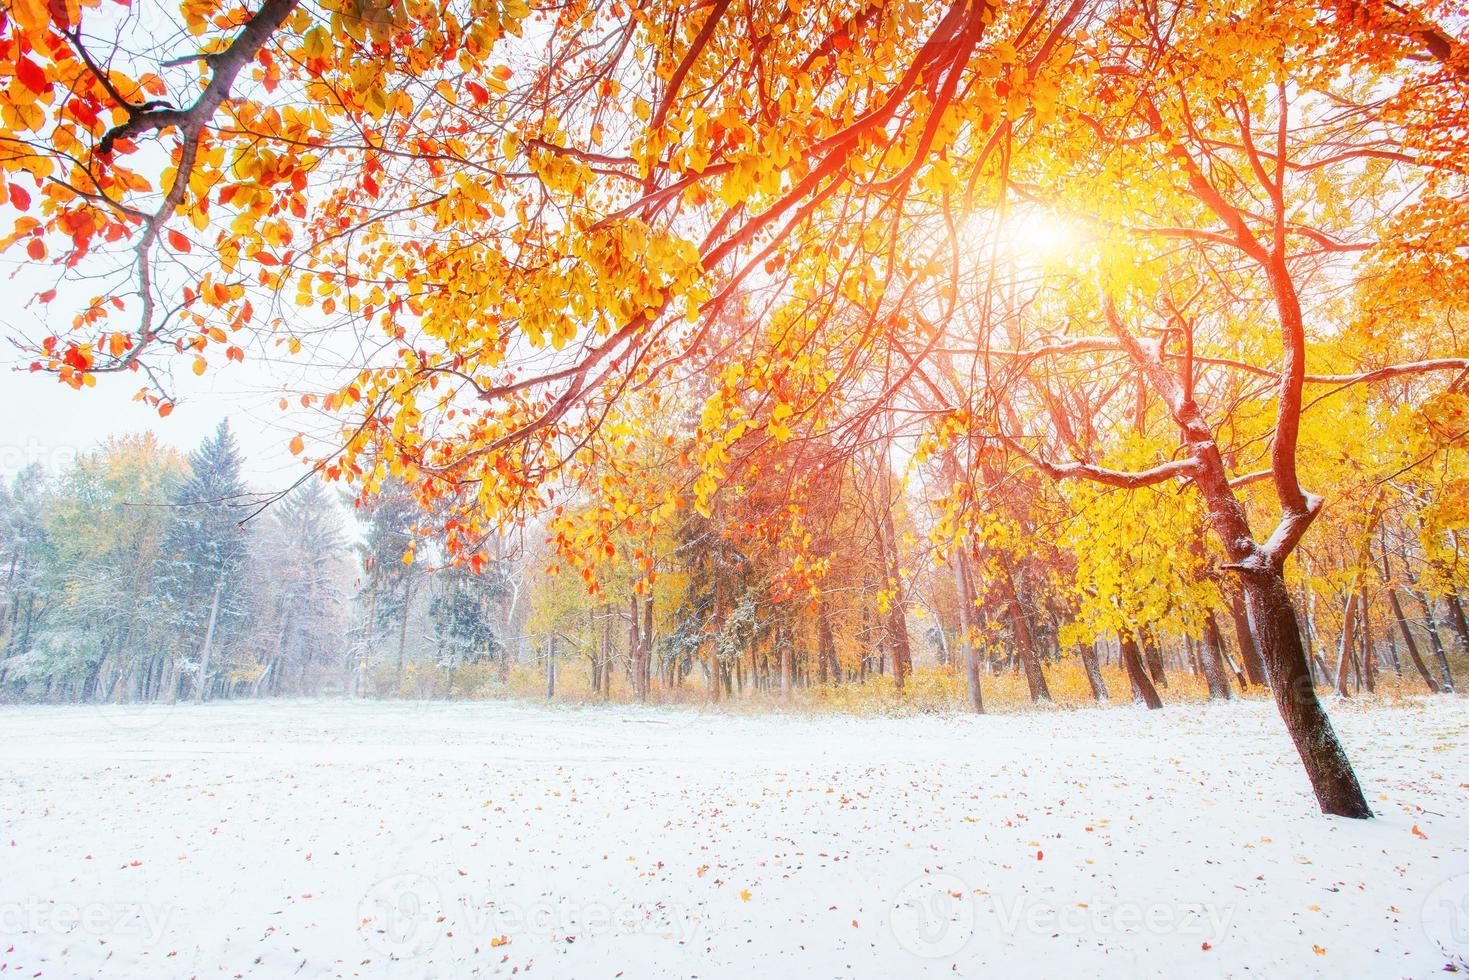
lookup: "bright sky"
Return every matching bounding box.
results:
[0,191,343,494]
[0,356,312,486]
[0,236,316,492]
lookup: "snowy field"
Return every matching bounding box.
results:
[2,697,1467,979]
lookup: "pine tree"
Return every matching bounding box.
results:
[353,476,421,689]
[153,420,252,700]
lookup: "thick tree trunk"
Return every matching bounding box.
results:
[1119,631,1163,709]
[1446,592,1469,656]
[1242,569,1372,818]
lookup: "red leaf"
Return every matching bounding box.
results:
[167,229,191,252]
[9,184,31,210]
[26,238,45,261]
[15,57,47,95]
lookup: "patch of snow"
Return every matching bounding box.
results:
[1,697,1466,977]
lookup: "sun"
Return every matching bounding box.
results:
[960,206,1084,264]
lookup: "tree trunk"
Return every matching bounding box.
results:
[642,594,655,696]
[1200,612,1232,701]
[195,577,223,704]
[1141,629,1169,688]
[1358,591,1375,694]
[1388,589,1440,692]
[395,579,414,692]
[780,624,793,696]
[880,510,913,692]
[951,549,984,713]
[816,594,836,685]
[1241,569,1371,818]
[1081,641,1108,703]
[628,593,646,703]
[1000,561,1050,703]
[1446,592,1469,657]
[1229,590,1268,687]
[1334,591,1358,698]
[1416,591,1456,693]
[1119,631,1163,709]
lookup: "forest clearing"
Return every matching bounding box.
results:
[3,696,1467,978]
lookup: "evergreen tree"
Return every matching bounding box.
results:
[153,420,253,699]
[429,563,506,669]
[353,476,422,687]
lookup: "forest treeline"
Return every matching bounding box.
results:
[1,420,1460,710]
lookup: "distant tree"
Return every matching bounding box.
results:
[153,420,253,701]
[251,479,352,695]
[353,476,422,689]
[0,465,52,679]
[34,434,185,700]
[429,564,506,672]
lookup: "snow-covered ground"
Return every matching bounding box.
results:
[1,697,1467,979]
